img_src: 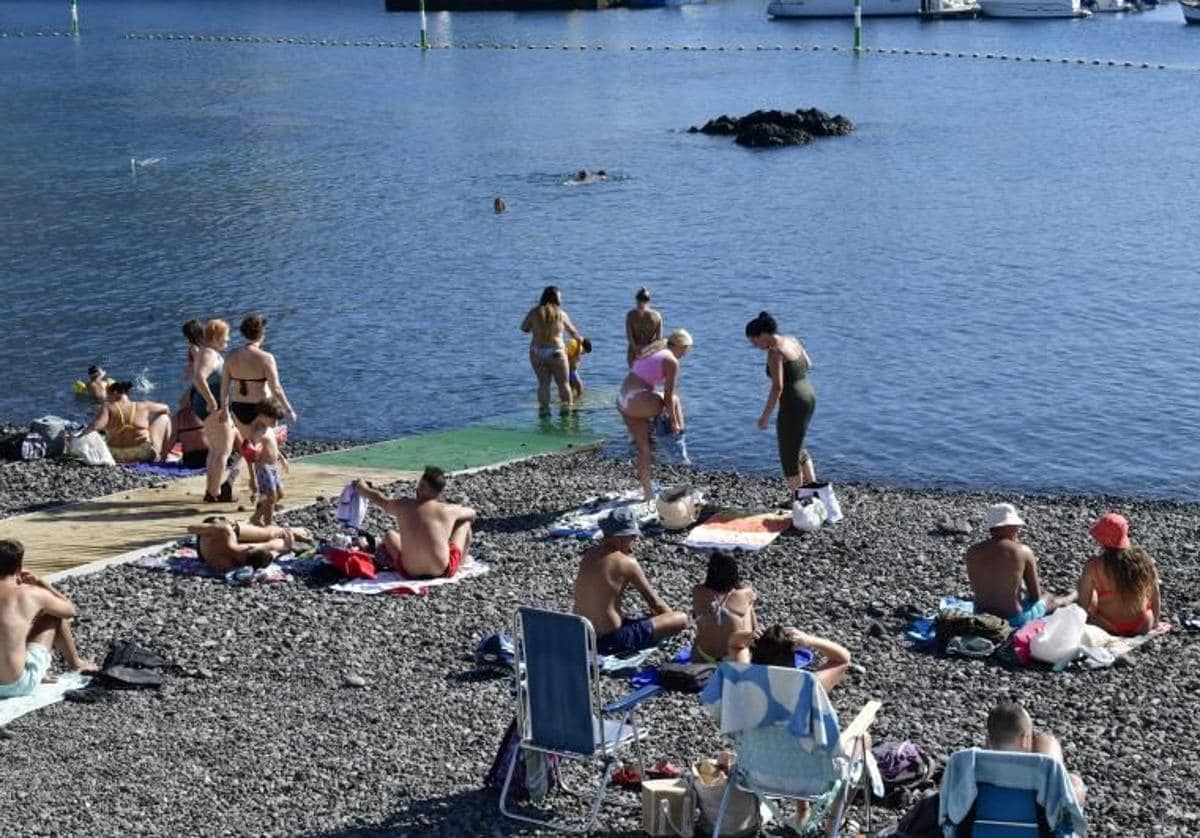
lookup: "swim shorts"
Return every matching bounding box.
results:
[0,644,51,699]
[377,541,463,580]
[1007,597,1048,629]
[255,463,282,496]
[596,616,656,657]
[108,440,156,463]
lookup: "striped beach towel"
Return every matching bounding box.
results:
[682,510,792,552]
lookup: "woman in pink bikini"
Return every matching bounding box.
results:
[617,328,693,502]
[1076,512,1161,636]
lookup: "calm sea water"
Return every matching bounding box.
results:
[2,0,1198,498]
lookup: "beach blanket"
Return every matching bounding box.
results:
[597,645,660,676]
[0,672,90,727]
[682,510,792,552]
[328,557,490,596]
[1084,620,1171,658]
[548,490,654,540]
[131,543,296,585]
[629,645,814,688]
[123,462,206,478]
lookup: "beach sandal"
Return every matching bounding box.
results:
[646,760,682,780]
[217,482,237,503]
[1183,618,1200,633]
[945,635,995,659]
[609,763,643,789]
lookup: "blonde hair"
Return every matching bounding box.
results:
[203,319,230,346]
[667,328,693,349]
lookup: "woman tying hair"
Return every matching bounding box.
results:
[192,319,233,502]
[692,551,758,663]
[746,311,818,492]
[1077,513,1161,636]
[617,328,693,502]
[625,287,662,368]
[79,381,173,463]
[520,286,583,411]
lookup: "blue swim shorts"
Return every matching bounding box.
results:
[0,644,51,699]
[1007,597,1048,629]
[596,616,655,657]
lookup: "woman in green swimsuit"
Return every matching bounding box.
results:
[746,311,817,492]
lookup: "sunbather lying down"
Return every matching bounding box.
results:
[187,518,312,573]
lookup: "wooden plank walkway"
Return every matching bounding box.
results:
[2,463,417,576]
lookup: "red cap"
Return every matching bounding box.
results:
[1089,512,1130,550]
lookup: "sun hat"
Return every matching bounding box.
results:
[600,506,641,539]
[985,503,1025,530]
[667,328,693,349]
[1089,512,1130,550]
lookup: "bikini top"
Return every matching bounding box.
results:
[231,374,267,397]
[631,348,672,388]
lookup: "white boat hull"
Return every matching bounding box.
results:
[767,0,920,16]
[980,0,1087,15]
[1182,0,1200,22]
[1085,0,1130,11]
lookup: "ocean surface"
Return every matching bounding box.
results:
[2,0,1198,499]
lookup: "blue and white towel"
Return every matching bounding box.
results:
[548,490,654,540]
[700,662,841,755]
[940,749,1087,837]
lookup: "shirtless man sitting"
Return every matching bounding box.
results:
[572,507,687,656]
[987,701,1087,808]
[187,518,313,573]
[966,503,1073,628]
[0,539,96,698]
[354,466,476,579]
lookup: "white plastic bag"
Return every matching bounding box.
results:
[1029,604,1087,664]
[794,481,843,524]
[656,487,700,530]
[68,432,116,467]
[791,496,827,532]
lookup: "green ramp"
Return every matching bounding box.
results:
[299,424,605,473]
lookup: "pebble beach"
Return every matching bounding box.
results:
[1,445,1198,836]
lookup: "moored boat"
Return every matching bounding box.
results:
[979,0,1089,17]
[767,0,920,17]
[1182,0,1200,23]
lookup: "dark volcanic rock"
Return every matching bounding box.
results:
[692,107,854,149]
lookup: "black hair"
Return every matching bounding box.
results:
[0,539,24,577]
[702,550,740,593]
[750,625,794,668]
[359,532,377,553]
[421,465,446,495]
[183,319,204,345]
[538,285,561,307]
[581,338,593,354]
[87,365,104,379]
[240,314,268,341]
[635,287,651,303]
[576,170,587,180]
[107,380,135,396]
[245,549,273,570]
[254,398,285,422]
[745,311,778,339]
[597,169,607,177]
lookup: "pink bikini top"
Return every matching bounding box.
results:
[631,348,672,388]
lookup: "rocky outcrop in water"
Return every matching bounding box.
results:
[689,107,855,148]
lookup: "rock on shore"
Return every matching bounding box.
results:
[690,108,855,148]
[0,451,1198,835]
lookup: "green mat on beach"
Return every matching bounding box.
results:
[299,425,605,473]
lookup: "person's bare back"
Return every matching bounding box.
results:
[0,583,47,683]
[692,584,756,661]
[966,536,1036,619]
[573,543,635,637]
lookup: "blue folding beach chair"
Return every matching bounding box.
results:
[938,750,1088,837]
[700,662,882,837]
[498,607,661,833]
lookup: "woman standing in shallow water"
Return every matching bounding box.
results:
[746,311,817,492]
[625,287,662,367]
[520,285,583,411]
[618,328,693,502]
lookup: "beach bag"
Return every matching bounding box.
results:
[484,719,559,803]
[0,432,24,460]
[473,633,516,671]
[658,662,716,694]
[322,545,376,580]
[691,762,762,837]
[1001,618,1049,667]
[935,610,1011,652]
[795,481,843,524]
[657,486,700,530]
[1030,604,1087,664]
[20,433,47,461]
[791,496,827,532]
[871,741,936,807]
[29,415,73,457]
[68,432,116,466]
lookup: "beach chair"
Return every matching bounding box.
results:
[498,607,661,833]
[700,662,882,837]
[938,750,1088,837]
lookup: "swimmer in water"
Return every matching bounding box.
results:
[494,197,507,214]
[569,169,609,185]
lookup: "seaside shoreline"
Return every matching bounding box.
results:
[0,445,1196,835]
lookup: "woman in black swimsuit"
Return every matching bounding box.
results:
[222,315,297,489]
[746,311,818,492]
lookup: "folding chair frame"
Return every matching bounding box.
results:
[498,607,658,834]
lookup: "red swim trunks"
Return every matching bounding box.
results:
[378,541,463,580]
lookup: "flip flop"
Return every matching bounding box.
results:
[646,760,682,779]
[946,635,995,658]
[609,765,643,789]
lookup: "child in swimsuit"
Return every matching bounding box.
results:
[566,337,592,400]
[245,399,289,527]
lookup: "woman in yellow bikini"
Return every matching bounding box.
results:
[80,381,173,463]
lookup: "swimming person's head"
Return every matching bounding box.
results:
[986,701,1033,751]
[538,285,561,308]
[418,465,446,499]
[240,314,268,343]
[597,169,607,178]
[107,380,135,399]
[745,311,779,349]
[204,318,230,350]
[182,319,204,346]
[581,338,593,354]
[576,169,588,180]
[635,287,651,305]
[88,365,106,381]
[494,197,506,214]
[702,550,740,593]
[0,539,24,578]
[750,625,794,668]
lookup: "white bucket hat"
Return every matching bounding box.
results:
[985,503,1025,530]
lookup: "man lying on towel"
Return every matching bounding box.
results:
[966,503,1075,628]
[0,539,97,699]
[354,466,476,580]
[188,518,313,572]
[573,507,687,656]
